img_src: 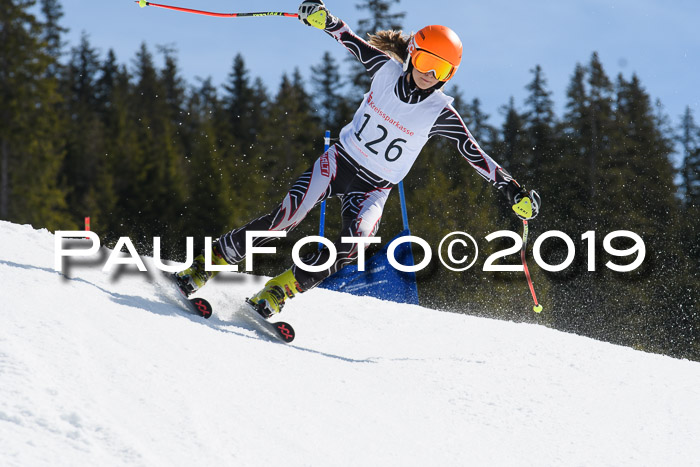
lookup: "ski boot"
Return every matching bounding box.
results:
[247,269,303,318]
[174,242,229,297]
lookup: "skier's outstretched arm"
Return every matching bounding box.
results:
[430,105,540,218]
[297,0,391,78]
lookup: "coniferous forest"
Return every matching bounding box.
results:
[2,1,699,360]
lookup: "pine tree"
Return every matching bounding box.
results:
[521,65,561,235]
[557,63,591,234]
[158,44,187,136]
[555,58,611,338]
[523,65,558,182]
[39,0,65,77]
[348,0,406,96]
[561,55,616,229]
[498,97,529,180]
[0,0,71,229]
[679,107,700,208]
[248,70,321,251]
[262,70,320,179]
[356,0,406,34]
[222,54,259,150]
[60,32,107,226]
[93,50,142,244]
[612,74,676,229]
[585,53,615,209]
[608,72,680,352]
[524,66,556,130]
[219,56,270,227]
[178,77,231,249]
[461,98,497,149]
[676,107,700,357]
[311,51,351,135]
[127,42,188,245]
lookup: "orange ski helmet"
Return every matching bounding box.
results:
[406,25,463,82]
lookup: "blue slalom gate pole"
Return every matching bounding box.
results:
[397,180,410,232]
[318,130,331,249]
[318,177,419,304]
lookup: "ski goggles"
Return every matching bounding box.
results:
[411,50,456,81]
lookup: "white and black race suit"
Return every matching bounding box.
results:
[217,15,515,291]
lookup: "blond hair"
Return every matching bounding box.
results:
[367,30,413,62]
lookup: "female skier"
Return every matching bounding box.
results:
[175,0,541,317]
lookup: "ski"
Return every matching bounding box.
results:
[163,271,213,318]
[187,296,213,319]
[162,271,293,340]
[243,299,296,343]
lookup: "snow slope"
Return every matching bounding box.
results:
[1,220,700,467]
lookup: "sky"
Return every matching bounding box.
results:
[52,0,699,158]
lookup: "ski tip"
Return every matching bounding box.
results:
[273,322,295,342]
[243,299,296,343]
[189,297,213,319]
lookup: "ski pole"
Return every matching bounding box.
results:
[318,130,330,250]
[136,1,298,19]
[521,220,543,313]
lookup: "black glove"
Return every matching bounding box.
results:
[298,0,328,29]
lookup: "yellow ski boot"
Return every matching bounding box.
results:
[247,269,303,318]
[174,243,229,296]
